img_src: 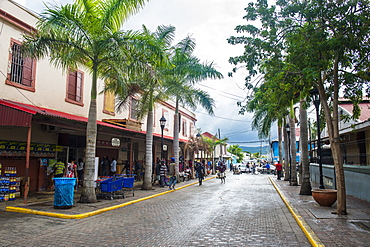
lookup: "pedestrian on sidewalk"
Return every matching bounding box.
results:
[196,162,205,186]
[77,158,84,187]
[275,161,283,180]
[168,157,177,190]
[159,160,167,187]
[110,157,117,176]
[52,159,65,178]
[66,158,78,189]
[218,161,226,184]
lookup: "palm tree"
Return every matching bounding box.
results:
[299,97,312,195]
[203,137,220,174]
[111,25,175,190]
[162,37,223,177]
[22,0,151,203]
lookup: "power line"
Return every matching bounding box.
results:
[195,110,252,122]
[198,83,245,100]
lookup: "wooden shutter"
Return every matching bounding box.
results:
[22,57,33,86]
[68,70,77,100]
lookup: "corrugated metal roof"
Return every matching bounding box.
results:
[0,104,32,127]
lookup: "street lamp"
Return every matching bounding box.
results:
[196,133,201,161]
[160,116,166,160]
[310,88,325,189]
[286,123,292,185]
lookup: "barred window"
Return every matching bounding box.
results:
[7,40,36,91]
[130,97,138,120]
[182,120,187,136]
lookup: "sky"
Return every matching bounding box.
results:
[13,0,277,146]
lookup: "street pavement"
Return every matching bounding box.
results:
[0,171,369,246]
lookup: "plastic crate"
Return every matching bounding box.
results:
[123,177,134,188]
[100,177,123,192]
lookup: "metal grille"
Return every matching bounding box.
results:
[10,42,23,84]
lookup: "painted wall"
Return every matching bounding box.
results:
[310,163,370,202]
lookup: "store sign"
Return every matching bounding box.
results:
[111,138,120,147]
[163,144,167,151]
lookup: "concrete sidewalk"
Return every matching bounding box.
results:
[271,177,370,247]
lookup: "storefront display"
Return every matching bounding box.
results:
[0,166,21,202]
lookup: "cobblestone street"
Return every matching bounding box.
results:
[0,173,310,246]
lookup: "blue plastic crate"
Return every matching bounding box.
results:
[123,177,134,188]
[100,177,123,192]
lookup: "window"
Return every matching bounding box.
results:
[163,110,169,131]
[6,39,36,91]
[182,120,187,136]
[66,69,84,106]
[130,97,138,120]
[103,81,115,115]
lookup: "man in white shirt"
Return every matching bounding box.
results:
[110,157,117,176]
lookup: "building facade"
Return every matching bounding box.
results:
[0,0,196,193]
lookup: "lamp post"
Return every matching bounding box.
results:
[196,133,201,162]
[286,123,292,185]
[160,116,166,160]
[310,88,325,189]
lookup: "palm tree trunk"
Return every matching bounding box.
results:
[278,119,283,166]
[299,98,312,195]
[80,67,98,203]
[283,119,290,181]
[289,115,298,186]
[142,97,154,190]
[173,108,180,177]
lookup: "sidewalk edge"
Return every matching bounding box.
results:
[268,177,325,247]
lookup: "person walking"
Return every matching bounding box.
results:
[110,157,117,176]
[275,161,283,180]
[159,160,167,187]
[168,157,177,190]
[218,161,226,184]
[66,158,78,189]
[52,159,65,178]
[196,162,205,186]
[77,158,84,187]
[134,160,142,181]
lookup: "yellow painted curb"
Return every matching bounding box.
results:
[268,177,325,247]
[6,176,215,219]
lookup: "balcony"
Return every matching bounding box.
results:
[102,118,143,132]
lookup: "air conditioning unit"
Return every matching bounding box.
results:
[41,124,59,132]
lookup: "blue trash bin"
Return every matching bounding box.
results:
[53,178,76,209]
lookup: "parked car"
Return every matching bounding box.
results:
[257,164,276,174]
[237,164,248,173]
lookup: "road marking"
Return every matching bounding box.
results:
[269,177,325,247]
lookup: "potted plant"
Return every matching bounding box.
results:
[311,189,337,207]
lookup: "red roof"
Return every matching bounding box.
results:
[202,132,218,139]
[339,99,370,122]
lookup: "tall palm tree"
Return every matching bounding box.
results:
[111,25,175,190]
[22,0,151,202]
[163,37,223,177]
[299,97,312,195]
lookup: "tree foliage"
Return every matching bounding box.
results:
[228,0,370,215]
